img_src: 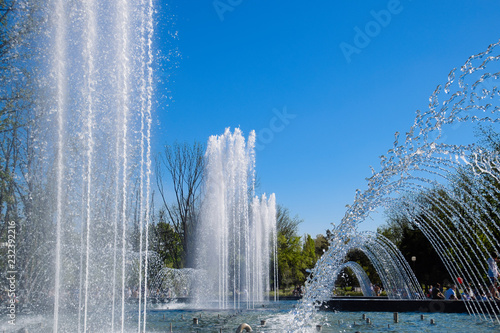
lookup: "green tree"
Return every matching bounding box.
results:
[379,190,456,285]
[277,233,304,290]
[314,233,329,258]
[302,234,316,270]
[275,204,304,291]
[275,205,329,291]
[150,208,183,268]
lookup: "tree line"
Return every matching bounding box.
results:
[368,126,500,291]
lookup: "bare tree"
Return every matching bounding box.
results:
[155,141,204,267]
[0,0,39,231]
[0,0,52,304]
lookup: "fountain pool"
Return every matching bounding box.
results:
[7,0,500,330]
[2,300,499,332]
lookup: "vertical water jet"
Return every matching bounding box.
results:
[193,128,277,309]
[39,0,155,331]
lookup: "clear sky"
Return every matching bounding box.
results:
[152,0,500,238]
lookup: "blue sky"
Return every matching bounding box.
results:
[152,0,500,237]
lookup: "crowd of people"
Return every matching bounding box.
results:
[424,281,496,301]
[423,252,500,301]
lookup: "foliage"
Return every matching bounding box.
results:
[276,204,303,239]
[302,234,316,269]
[274,203,328,290]
[378,196,450,285]
[150,208,184,268]
[314,234,329,258]
[277,233,304,288]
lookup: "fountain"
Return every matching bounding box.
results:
[6,0,500,331]
[150,267,201,299]
[192,128,278,309]
[9,8,277,321]
[333,261,375,297]
[13,0,156,331]
[291,39,500,330]
[328,229,426,300]
[329,231,424,300]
